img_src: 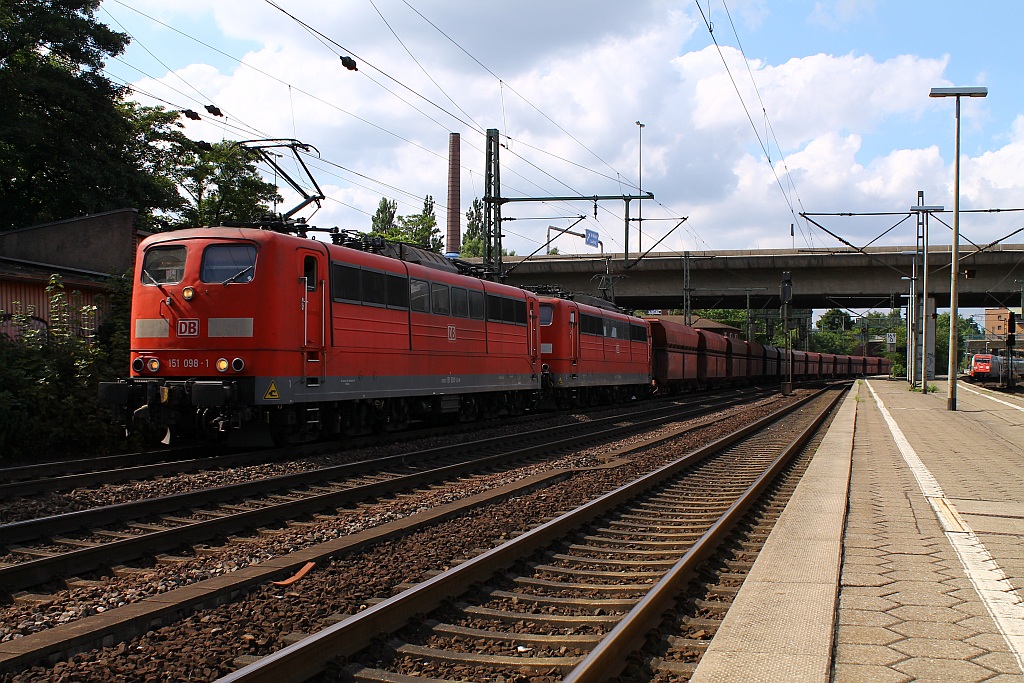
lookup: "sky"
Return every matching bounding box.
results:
[96,0,1024,266]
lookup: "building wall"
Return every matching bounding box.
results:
[983,308,1024,337]
[0,208,139,275]
[1,209,143,338]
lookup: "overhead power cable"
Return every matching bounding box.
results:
[694,0,812,248]
[399,0,624,184]
[261,0,481,134]
[110,0,449,165]
[366,0,484,133]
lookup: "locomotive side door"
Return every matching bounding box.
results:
[529,298,539,363]
[569,305,579,368]
[298,248,326,382]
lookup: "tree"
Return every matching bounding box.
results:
[460,198,485,257]
[692,308,747,332]
[371,196,443,252]
[163,142,281,229]
[0,0,183,230]
[370,197,399,240]
[397,195,443,252]
[934,312,983,373]
[818,308,852,332]
[809,329,858,354]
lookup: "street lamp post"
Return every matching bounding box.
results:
[930,86,987,410]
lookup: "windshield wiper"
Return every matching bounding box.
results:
[221,265,253,285]
[142,269,165,288]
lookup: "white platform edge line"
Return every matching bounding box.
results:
[960,382,1024,412]
[865,380,1024,672]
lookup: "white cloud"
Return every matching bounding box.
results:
[114,0,1022,256]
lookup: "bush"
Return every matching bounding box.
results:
[0,275,131,462]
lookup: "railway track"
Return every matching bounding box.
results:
[214,386,845,683]
[0,388,766,502]
[0,389,766,595]
[0,385,837,680]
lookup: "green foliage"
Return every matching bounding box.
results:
[397,195,443,252]
[460,198,485,257]
[818,308,853,331]
[809,328,858,354]
[0,275,131,462]
[370,197,400,240]
[0,0,187,230]
[692,309,747,331]
[934,312,981,372]
[161,141,281,230]
[371,196,443,253]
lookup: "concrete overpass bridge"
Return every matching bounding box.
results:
[497,244,1024,313]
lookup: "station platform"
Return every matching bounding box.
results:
[691,378,1024,682]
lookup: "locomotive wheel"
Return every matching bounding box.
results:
[197,408,229,443]
[506,392,525,416]
[459,396,479,422]
[372,399,409,433]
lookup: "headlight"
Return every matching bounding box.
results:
[216,358,229,372]
[231,357,245,372]
[182,286,195,301]
[146,358,161,372]
[132,358,144,373]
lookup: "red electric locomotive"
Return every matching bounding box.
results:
[99,227,541,443]
[536,295,651,407]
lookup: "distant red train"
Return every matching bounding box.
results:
[99,226,892,443]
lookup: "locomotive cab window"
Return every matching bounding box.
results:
[303,255,318,291]
[141,246,187,285]
[200,244,257,285]
[539,303,553,326]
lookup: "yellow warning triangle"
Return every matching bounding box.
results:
[264,380,280,400]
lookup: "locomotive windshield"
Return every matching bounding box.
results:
[539,303,553,326]
[141,246,186,285]
[201,244,258,284]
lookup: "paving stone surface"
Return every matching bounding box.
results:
[832,380,1024,682]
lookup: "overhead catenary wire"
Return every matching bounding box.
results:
[107,0,702,254]
[107,0,627,243]
[257,0,670,250]
[694,0,812,249]
[366,0,485,134]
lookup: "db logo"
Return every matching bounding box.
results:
[447,325,457,342]
[177,319,200,337]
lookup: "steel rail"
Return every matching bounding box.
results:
[0,391,755,591]
[0,386,767,497]
[0,445,221,488]
[1,389,756,544]
[214,386,839,683]
[562,386,845,682]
